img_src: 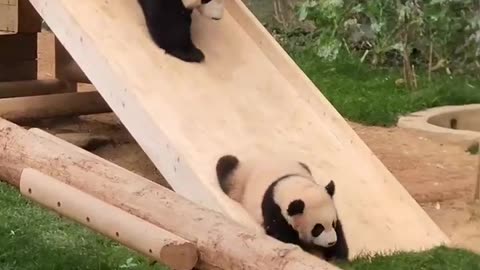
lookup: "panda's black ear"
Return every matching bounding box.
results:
[216,155,239,182]
[325,180,335,197]
[287,199,305,216]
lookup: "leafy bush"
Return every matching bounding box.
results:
[294,0,480,82]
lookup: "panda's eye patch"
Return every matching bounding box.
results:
[311,224,324,237]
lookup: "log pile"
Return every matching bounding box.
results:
[0,117,338,270]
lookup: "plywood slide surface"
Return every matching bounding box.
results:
[29,0,449,259]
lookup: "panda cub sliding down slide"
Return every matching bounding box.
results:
[137,0,224,63]
[216,154,349,262]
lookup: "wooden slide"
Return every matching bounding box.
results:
[28,0,449,259]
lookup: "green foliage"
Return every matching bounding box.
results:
[288,49,480,126]
[294,0,480,78]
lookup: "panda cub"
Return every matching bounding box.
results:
[215,154,349,262]
[137,0,224,63]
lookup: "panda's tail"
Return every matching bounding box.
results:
[215,155,239,193]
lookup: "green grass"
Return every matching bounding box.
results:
[340,246,480,270]
[0,181,166,270]
[290,50,480,126]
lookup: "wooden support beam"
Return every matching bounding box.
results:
[0,118,339,270]
[0,0,41,81]
[0,0,18,34]
[20,168,199,270]
[0,91,111,123]
[0,79,66,98]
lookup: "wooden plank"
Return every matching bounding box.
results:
[0,119,340,270]
[20,168,199,270]
[0,59,36,81]
[0,0,41,34]
[28,0,450,259]
[0,33,37,60]
[0,0,18,34]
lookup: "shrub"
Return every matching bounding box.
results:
[293,0,480,84]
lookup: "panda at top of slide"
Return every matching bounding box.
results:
[137,0,224,63]
[215,154,349,262]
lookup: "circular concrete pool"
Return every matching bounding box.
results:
[398,104,480,144]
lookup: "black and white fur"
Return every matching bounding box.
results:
[215,154,349,262]
[137,0,223,63]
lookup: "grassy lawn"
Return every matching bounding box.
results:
[0,181,166,270]
[339,246,480,270]
[1,181,480,269]
[290,50,480,127]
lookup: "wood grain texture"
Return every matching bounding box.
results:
[0,118,339,270]
[0,91,111,123]
[27,0,449,259]
[20,168,199,270]
[0,0,17,34]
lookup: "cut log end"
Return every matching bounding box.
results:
[160,242,199,270]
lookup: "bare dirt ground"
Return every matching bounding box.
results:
[352,123,480,253]
[35,31,480,254]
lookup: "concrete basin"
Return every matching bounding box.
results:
[398,104,480,145]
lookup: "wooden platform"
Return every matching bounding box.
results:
[27,0,449,260]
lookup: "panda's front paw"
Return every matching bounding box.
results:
[168,47,205,63]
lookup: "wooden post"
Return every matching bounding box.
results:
[0,0,42,82]
[20,168,199,270]
[0,79,66,98]
[0,0,18,34]
[0,118,339,270]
